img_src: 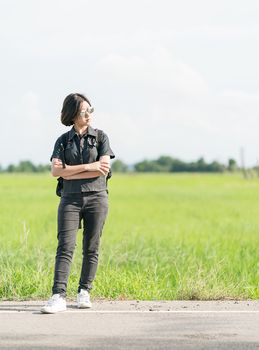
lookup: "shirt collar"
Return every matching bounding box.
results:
[68,126,97,141]
[87,126,98,137]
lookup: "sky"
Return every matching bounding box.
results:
[1,0,259,167]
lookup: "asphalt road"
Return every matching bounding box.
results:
[0,300,258,350]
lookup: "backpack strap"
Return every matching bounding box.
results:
[59,131,70,169]
[95,128,100,145]
[95,128,112,182]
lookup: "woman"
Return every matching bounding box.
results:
[41,93,115,313]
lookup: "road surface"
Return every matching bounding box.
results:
[0,300,258,349]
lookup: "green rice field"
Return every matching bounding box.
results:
[0,173,258,300]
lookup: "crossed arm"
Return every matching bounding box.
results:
[51,155,110,180]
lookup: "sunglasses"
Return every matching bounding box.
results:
[79,106,94,117]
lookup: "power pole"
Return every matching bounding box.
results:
[256,159,259,178]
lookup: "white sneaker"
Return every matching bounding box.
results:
[77,289,92,308]
[40,294,67,314]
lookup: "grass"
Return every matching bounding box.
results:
[0,172,258,300]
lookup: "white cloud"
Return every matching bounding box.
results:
[96,48,208,97]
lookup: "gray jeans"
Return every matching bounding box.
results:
[52,191,108,297]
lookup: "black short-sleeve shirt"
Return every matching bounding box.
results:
[50,126,115,193]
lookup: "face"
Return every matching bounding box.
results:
[74,101,93,128]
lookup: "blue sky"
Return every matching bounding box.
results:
[1,0,259,167]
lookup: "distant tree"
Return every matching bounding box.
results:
[37,164,51,172]
[6,164,16,172]
[157,156,173,172]
[196,157,206,172]
[228,158,237,172]
[111,160,128,173]
[16,160,37,172]
[207,161,225,173]
[188,161,199,172]
[134,160,161,172]
[171,159,188,172]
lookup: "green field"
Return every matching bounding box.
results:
[0,173,258,301]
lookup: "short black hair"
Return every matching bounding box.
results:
[61,93,91,126]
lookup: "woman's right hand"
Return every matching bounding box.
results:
[53,159,63,168]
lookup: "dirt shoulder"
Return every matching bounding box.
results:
[0,300,258,312]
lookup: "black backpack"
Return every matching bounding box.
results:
[55,129,112,197]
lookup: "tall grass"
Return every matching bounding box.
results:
[0,173,258,300]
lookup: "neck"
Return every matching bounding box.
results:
[74,125,88,136]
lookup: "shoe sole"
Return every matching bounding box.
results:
[40,308,67,314]
[77,303,92,309]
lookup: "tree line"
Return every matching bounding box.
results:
[0,161,51,173]
[112,156,238,173]
[0,156,240,173]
